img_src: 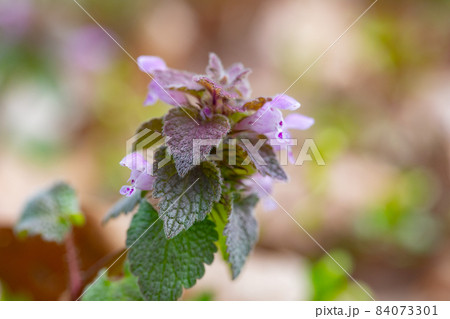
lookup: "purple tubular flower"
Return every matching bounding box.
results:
[235,94,313,136]
[234,102,284,134]
[144,80,192,106]
[269,94,300,110]
[235,94,314,162]
[276,112,314,163]
[137,55,202,107]
[136,53,251,111]
[119,152,155,197]
[284,113,315,130]
[243,174,277,211]
[137,56,167,73]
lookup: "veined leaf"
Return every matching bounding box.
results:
[239,137,287,181]
[133,117,165,152]
[210,196,233,261]
[15,182,82,243]
[224,194,259,279]
[153,147,222,238]
[103,190,145,223]
[163,107,230,177]
[126,200,217,300]
[82,265,143,301]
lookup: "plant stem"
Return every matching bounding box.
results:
[65,232,82,300]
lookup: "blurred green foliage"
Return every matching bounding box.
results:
[188,291,215,301]
[355,170,440,255]
[309,250,372,301]
[0,280,31,301]
[15,182,84,243]
[82,265,143,301]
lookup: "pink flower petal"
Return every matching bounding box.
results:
[137,56,167,73]
[234,105,283,134]
[284,113,314,130]
[144,86,159,106]
[242,174,279,211]
[269,94,300,110]
[147,80,189,106]
[120,152,147,171]
[134,173,155,191]
[127,169,142,184]
[120,185,134,197]
[262,198,277,211]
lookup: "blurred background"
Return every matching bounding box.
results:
[1,0,450,300]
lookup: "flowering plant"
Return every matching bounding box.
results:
[15,53,313,301]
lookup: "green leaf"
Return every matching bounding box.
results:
[15,182,82,243]
[136,117,163,135]
[133,117,165,152]
[69,213,86,226]
[218,143,258,181]
[224,194,259,279]
[229,111,250,124]
[153,147,222,238]
[163,107,230,177]
[82,265,144,301]
[103,190,145,223]
[126,200,218,300]
[210,196,233,261]
[239,138,287,181]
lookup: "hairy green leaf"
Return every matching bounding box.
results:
[82,265,144,301]
[224,194,259,279]
[15,182,82,243]
[133,117,165,152]
[126,200,217,300]
[103,190,144,223]
[228,111,250,124]
[239,138,287,181]
[136,117,163,135]
[163,107,230,177]
[153,147,222,238]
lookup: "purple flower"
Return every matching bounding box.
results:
[119,152,155,197]
[243,174,277,211]
[234,94,314,161]
[203,53,252,100]
[0,0,33,40]
[65,26,116,72]
[137,53,252,108]
[137,56,167,72]
[137,56,202,107]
